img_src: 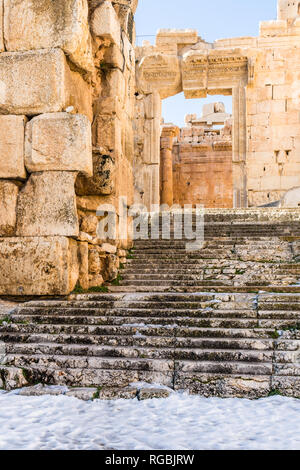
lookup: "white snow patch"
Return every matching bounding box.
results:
[0,393,299,450]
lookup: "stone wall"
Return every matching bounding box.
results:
[246,15,300,207]
[0,0,136,296]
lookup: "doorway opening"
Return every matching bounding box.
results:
[161,93,234,208]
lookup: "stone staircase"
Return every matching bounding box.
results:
[0,210,300,398]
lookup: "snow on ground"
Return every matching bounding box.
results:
[0,390,299,450]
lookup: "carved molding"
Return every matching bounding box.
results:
[136,47,248,99]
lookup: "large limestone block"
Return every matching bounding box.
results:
[0,181,19,236]
[4,0,93,72]
[17,172,79,237]
[91,1,121,46]
[0,236,79,295]
[25,113,92,175]
[0,115,27,179]
[0,48,92,119]
[136,53,182,99]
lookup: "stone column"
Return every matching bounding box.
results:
[160,125,179,206]
[232,85,247,208]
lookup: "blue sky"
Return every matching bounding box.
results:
[135,0,277,126]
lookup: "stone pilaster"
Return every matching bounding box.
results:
[160,125,179,207]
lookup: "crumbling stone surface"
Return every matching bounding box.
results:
[75,153,115,195]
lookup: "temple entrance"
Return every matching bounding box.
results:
[135,30,248,209]
[160,98,234,208]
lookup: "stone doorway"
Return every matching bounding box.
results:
[160,100,234,209]
[134,30,248,209]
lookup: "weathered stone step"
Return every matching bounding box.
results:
[129,252,236,259]
[175,360,272,375]
[121,272,300,281]
[8,314,299,330]
[124,264,300,272]
[118,279,297,287]
[11,308,258,320]
[175,337,274,350]
[151,228,300,236]
[119,280,235,287]
[257,310,300,319]
[0,325,278,340]
[258,302,300,311]
[4,365,174,388]
[126,258,295,265]
[2,346,274,363]
[5,354,174,372]
[3,364,282,397]
[108,285,300,293]
[134,238,290,245]
[33,292,223,304]
[5,354,275,377]
[2,335,276,351]
[7,315,262,328]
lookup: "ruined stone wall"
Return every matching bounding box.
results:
[172,120,233,208]
[0,0,137,296]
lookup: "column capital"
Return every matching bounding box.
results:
[161,124,180,139]
[160,124,180,150]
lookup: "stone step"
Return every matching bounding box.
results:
[132,243,291,251]
[119,280,237,287]
[1,364,279,397]
[118,279,296,287]
[0,325,278,340]
[258,302,300,311]
[6,316,261,328]
[174,360,273,375]
[16,297,256,311]
[150,229,300,236]
[126,259,297,266]
[8,314,298,330]
[5,353,274,377]
[11,308,258,320]
[2,344,274,362]
[1,334,278,351]
[129,252,236,259]
[3,336,275,353]
[3,365,174,389]
[108,285,300,293]
[121,273,300,281]
[124,264,300,271]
